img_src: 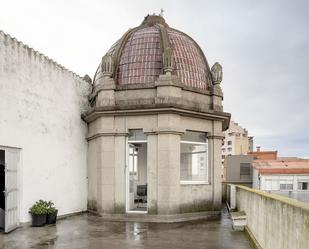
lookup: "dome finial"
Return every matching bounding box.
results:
[160,8,164,17]
[101,53,114,78]
[142,13,168,27]
[211,62,223,85]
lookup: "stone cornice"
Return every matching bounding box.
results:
[87,132,129,141]
[207,135,225,140]
[83,106,230,129]
[92,79,212,96]
[148,129,184,135]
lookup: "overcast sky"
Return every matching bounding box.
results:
[1,0,308,157]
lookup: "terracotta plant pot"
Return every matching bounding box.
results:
[46,210,58,224]
[31,214,47,227]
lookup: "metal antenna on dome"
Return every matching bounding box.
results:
[159,8,164,17]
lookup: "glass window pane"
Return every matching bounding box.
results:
[134,155,138,180]
[129,155,134,172]
[180,143,207,181]
[298,182,309,190]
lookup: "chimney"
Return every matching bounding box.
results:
[256,146,261,152]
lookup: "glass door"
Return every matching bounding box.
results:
[126,130,147,213]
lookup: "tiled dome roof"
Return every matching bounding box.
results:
[94,15,212,90]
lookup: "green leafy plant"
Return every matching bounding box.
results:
[29,200,57,215]
[29,200,49,215]
[46,201,57,214]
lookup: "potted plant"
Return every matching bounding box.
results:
[29,200,48,227]
[46,201,58,224]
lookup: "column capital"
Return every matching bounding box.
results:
[144,128,184,136]
[207,132,224,140]
[87,131,129,141]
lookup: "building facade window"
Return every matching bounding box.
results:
[227,141,232,145]
[280,183,293,191]
[180,131,208,184]
[298,182,309,190]
[240,163,250,178]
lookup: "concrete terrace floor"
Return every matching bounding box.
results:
[0,209,252,249]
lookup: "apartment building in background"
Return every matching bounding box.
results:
[223,146,278,185]
[222,121,253,161]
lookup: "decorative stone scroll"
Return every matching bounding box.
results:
[101,53,114,77]
[163,47,174,74]
[211,62,223,85]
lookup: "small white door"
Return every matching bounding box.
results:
[4,149,19,233]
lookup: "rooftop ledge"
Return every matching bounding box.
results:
[235,184,309,212]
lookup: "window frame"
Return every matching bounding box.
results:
[279,183,293,191]
[298,181,309,191]
[128,146,139,181]
[180,132,209,185]
[239,162,251,179]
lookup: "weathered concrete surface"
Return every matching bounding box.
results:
[0,209,252,249]
[235,185,309,249]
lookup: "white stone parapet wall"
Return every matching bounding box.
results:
[236,185,309,249]
[0,30,92,222]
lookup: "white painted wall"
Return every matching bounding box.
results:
[258,174,309,191]
[252,168,260,189]
[252,172,309,202]
[0,31,91,222]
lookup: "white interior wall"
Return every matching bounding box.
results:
[138,144,147,185]
[0,31,91,223]
[133,143,147,200]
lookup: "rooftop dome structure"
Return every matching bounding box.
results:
[93,14,212,90]
[86,14,230,219]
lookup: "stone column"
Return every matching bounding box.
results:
[157,132,181,214]
[87,116,116,214]
[87,114,128,214]
[145,132,158,214]
[97,135,115,213]
[207,126,225,210]
[153,113,183,215]
[114,134,127,213]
